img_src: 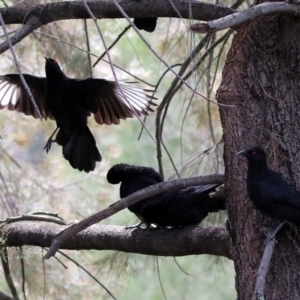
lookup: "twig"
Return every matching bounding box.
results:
[110,0,232,107]
[156,257,167,300]
[155,35,211,177]
[57,250,117,300]
[252,223,284,300]
[44,173,224,259]
[18,247,27,300]
[1,248,20,300]
[41,249,46,300]
[173,257,192,276]
[0,214,67,226]
[0,16,41,54]
[83,19,92,77]
[93,24,131,67]
[34,30,155,87]
[0,12,42,119]
[137,63,182,141]
[190,2,300,34]
[82,0,156,143]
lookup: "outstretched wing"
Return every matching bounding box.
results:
[0,74,51,119]
[78,78,157,125]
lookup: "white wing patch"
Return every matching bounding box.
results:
[114,83,155,112]
[0,78,18,108]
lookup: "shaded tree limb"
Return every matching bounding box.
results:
[190,2,300,34]
[0,0,235,54]
[44,174,224,259]
[1,222,231,259]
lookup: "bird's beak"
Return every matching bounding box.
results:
[237,150,247,156]
[44,57,49,61]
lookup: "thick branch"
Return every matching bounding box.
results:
[1,222,232,259]
[190,2,300,34]
[45,174,224,259]
[0,1,235,25]
[0,1,235,53]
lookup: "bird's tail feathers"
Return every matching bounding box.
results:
[62,126,101,173]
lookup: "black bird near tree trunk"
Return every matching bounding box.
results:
[107,163,226,228]
[0,58,157,172]
[238,146,300,227]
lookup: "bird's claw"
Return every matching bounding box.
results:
[44,139,54,153]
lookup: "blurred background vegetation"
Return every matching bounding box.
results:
[0,1,243,298]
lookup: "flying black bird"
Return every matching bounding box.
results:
[107,163,226,228]
[133,18,157,32]
[238,146,300,227]
[0,58,156,172]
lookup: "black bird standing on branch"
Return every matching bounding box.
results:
[238,146,300,227]
[107,163,226,228]
[107,163,163,224]
[0,58,156,172]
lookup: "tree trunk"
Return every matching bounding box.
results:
[217,14,300,300]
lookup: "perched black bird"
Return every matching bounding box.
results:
[141,184,226,228]
[107,163,226,228]
[107,163,163,223]
[133,18,157,33]
[238,146,300,227]
[0,58,156,172]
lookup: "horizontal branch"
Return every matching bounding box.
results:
[1,1,235,25]
[1,221,231,258]
[190,2,300,34]
[45,173,224,259]
[0,0,235,54]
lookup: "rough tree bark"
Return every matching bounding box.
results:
[217,13,300,300]
[1,222,231,258]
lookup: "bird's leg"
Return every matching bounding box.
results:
[264,221,286,245]
[44,126,59,153]
[125,221,145,229]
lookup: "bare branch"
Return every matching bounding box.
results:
[0,1,235,53]
[1,248,20,300]
[44,173,224,259]
[0,16,42,55]
[56,250,117,300]
[0,12,43,119]
[2,222,231,258]
[252,223,284,300]
[190,2,300,34]
[93,25,131,67]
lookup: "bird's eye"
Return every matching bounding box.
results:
[251,151,256,155]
